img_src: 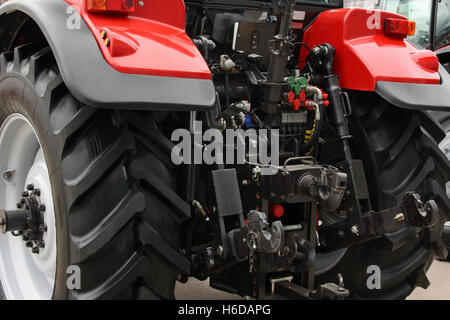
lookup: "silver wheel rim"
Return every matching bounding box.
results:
[0,114,57,300]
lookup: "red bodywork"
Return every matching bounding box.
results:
[65,0,211,80]
[300,8,440,91]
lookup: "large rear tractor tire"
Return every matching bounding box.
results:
[0,43,190,299]
[317,92,450,299]
[429,110,450,259]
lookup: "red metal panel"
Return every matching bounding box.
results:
[299,8,440,91]
[64,0,211,80]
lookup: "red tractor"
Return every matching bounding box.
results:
[0,0,448,300]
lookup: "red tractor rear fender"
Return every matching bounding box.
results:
[300,8,450,111]
[0,0,215,111]
[300,8,440,90]
[64,0,211,80]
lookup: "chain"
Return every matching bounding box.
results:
[248,232,257,273]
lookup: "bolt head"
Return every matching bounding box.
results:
[38,241,45,248]
[31,247,39,254]
[351,225,359,235]
[33,189,41,196]
[39,204,46,212]
[26,184,34,191]
[22,191,29,198]
[25,241,33,248]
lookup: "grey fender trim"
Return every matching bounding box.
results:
[0,0,216,111]
[375,65,450,112]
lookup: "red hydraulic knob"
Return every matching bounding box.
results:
[293,99,301,111]
[269,203,285,219]
[299,89,307,102]
[287,91,295,103]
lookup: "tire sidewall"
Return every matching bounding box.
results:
[0,73,69,300]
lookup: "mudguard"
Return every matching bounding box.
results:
[300,8,450,111]
[0,0,215,110]
[376,65,450,112]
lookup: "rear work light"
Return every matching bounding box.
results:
[384,18,416,38]
[87,0,135,14]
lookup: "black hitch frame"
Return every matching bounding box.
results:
[318,192,446,256]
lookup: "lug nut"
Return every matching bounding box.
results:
[26,184,34,191]
[22,191,29,198]
[33,189,41,196]
[39,204,46,212]
[32,247,39,254]
[25,241,33,248]
[38,241,45,248]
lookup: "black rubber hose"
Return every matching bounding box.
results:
[299,103,324,155]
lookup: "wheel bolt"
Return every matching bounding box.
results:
[20,198,26,204]
[22,191,29,198]
[25,241,33,248]
[38,241,45,248]
[16,203,22,208]
[32,247,39,254]
[33,189,41,196]
[39,204,46,212]
[26,184,34,191]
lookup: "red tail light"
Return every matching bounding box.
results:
[384,18,415,38]
[87,0,135,13]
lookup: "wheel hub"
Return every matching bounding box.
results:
[0,184,47,254]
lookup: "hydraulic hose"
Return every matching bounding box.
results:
[299,86,324,155]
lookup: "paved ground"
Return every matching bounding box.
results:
[175,259,450,300]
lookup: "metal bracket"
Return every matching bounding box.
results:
[318,192,440,253]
